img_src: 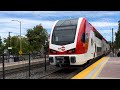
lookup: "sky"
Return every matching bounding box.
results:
[0,11,120,42]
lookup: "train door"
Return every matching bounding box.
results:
[94,43,97,58]
[87,31,94,60]
[85,26,94,60]
[90,31,94,59]
[84,22,90,61]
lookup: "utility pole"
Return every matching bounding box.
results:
[118,20,120,31]
[9,32,11,48]
[11,20,22,55]
[8,32,12,62]
[112,28,114,56]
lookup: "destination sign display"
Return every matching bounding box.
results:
[55,26,76,30]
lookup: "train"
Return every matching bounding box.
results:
[48,17,110,66]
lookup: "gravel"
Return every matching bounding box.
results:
[0,65,61,79]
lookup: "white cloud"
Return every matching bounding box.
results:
[91,21,118,28]
[1,11,120,20]
[0,11,119,42]
[0,11,33,15]
[0,17,55,40]
[0,17,54,28]
[97,29,116,41]
[32,11,120,18]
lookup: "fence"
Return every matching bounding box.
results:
[0,52,48,79]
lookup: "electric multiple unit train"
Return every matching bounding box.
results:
[48,17,110,66]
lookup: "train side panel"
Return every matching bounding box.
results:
[84,21,95,61]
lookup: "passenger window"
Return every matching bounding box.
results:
[81,33,89,43]
[91,39,93,46]
[85,34,89,42]
[81,33,85,43]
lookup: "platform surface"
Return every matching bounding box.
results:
[72,54,120,79]
[97,57,120,79]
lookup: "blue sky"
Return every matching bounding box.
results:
[0,11,120,42]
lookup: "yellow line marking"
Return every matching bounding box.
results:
[71,57,108,79]
[91,57,109,79]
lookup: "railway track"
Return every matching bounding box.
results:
[39,67,80,79]
[39,56,103,79]
[0,62,50,79]
[0,56,103,79]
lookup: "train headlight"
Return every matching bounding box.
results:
[50,49,57,54]
[67,48,75,54]
[71,56,76,63]
[49,57,54,63]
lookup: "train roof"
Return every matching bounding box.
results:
[55,18,79,26]
[92,26,108,44]
[55,17,87,26]
[55,17,109,44]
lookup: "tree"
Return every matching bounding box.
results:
[0,36,2,47]
[4,36,18,54]
[115,20,120,49]
[0,36,4,54]
[2,24,49,55]
[3,36,30,54]
[26,24,48,54]
[21,37,30,53]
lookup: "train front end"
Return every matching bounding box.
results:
[49,18,85,66]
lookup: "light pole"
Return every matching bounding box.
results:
[112,28,114,56]
[44,40,48,71]
[11,20,22,54]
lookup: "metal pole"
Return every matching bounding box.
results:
[112,28,114,56]
[45,50,46,71]
[11,20,22,55]
[20,21,22,52]
[8,32,10,63]
[9,32,10,49]
[2,54,5,79]
[8,32,11,62]
[44,41,47,71]
[29,53,30,77]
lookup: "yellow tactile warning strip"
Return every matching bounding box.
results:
[71,57,109,79]
[91,58,109,79]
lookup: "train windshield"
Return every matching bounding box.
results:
[51,25,77,45]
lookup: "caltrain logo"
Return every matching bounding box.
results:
[58,45,65,51]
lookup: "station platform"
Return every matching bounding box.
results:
[0,58,48,71]
[72,54,120,79]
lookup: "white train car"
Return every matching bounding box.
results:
[48,17,110,66]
